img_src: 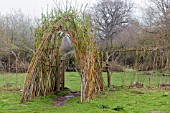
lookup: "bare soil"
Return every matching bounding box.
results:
[132,91,144,94]
[52,91,80,106]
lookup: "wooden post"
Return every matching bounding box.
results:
[161,51,164,69]
[54,54,61,92]
[8,55,10,73]
[165,51,169,68]
[106,51,111,87]
[57,55,61,92]
[153,50,156,70]
[106,63,111,87]
[99,52,103,70]
[60,58,65,90]
[134,50,138,70]
[15,54,18,88]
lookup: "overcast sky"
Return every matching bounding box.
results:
[0,0,147,18]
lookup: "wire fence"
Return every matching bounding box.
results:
[0,70,170,92]
[1,47,170,91]
[106,48,170,89]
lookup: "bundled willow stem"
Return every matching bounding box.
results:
[21,17,68,102]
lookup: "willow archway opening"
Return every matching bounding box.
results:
[21,10,104,102]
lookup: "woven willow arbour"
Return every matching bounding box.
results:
[21,11,104,102]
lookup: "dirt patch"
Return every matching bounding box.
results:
[131,82,144,88]
[52,91,80,106]
[132,91,144,94]
[161,74,170,76]
[20,104,27,107]
[158,83,170,90]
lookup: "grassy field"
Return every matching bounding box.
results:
[0,72,170,113]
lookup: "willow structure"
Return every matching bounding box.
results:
[21,10,104,102]
[109,46,170,71]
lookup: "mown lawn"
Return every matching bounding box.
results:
[0,72,170,113]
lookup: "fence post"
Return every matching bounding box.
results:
[56,55,61,92]
[60,58,65,90]
[106,51,111,87]
[134,50,138,70]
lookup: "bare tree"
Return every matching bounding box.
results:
[91,0,133,61]
[92,0,133,40]
[3,10,34,50]
[0,10,34,72]
[142,0,170,46]
[91,0,133,87]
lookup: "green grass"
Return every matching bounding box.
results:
[0,72,170,113]
[0,73,25,89]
